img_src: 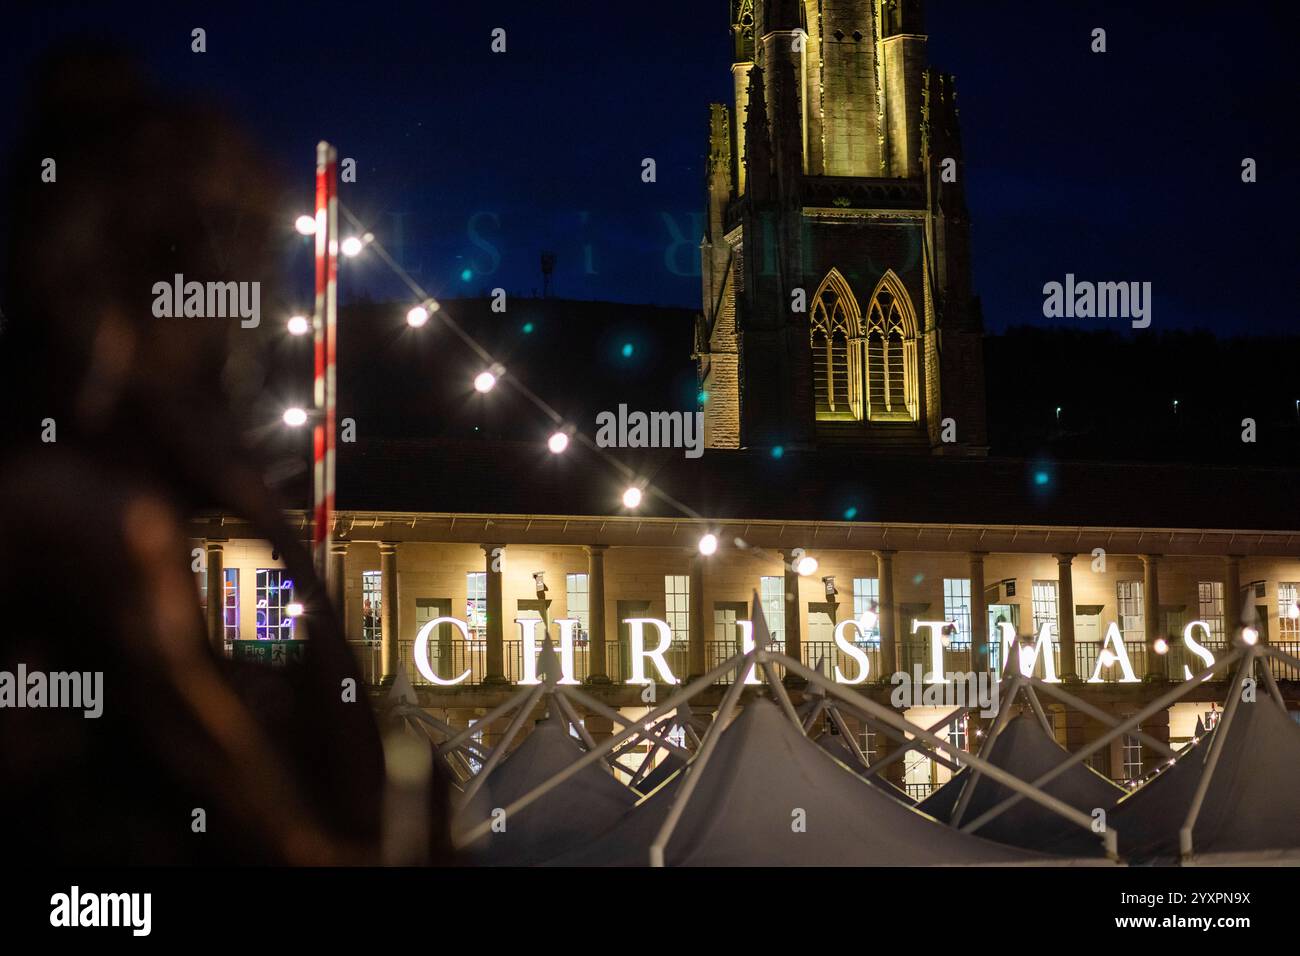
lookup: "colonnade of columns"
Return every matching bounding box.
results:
[200,539,1257,695]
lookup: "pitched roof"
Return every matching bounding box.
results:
[1111,699,1300,862]
[552,700,1060,866]
[453,711,636,866]
[926,715,1125,856]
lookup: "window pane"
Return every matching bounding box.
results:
[362,570,382,641]
[566,572,590,636]
[760,576,784,646]
[852,578,880,642]
[664,575,690,644]
[255,568,294,640]
[943,578,971,648]
[466,572,487,644]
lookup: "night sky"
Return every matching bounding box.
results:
[1,1,1293,333]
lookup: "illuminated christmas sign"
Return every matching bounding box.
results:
[409,616,1217,687]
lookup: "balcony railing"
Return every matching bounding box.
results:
[346,635,1300,689]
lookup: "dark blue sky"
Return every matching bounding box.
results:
[2,1,1292,332]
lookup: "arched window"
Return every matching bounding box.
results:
[810,269,863,421]
[864,270,919,421]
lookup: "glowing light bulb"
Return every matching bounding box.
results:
[294,215,317,236]
[406,305,430,328]
[341,236,364,257]
[473,370,497,393]
[622,486,643,509]
[287,315,310,336]
[547,431,569,454]
[282,407,308,427]
[286,602,304,618]
[1242,627,1259,646]
[796,555,819,576]
[1153,637,1169,655]
[698,533,718,556]
[1289,602,1300,621]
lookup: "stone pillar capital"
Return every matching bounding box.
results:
[1055,552,1075,564]
[378,541,399,556]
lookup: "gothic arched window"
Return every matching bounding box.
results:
[810,269,863,421]
[864,271,919,421]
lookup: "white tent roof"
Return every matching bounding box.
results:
[922,715,1124,856]
[551,700,1071,866]
[454,711,636,866]
[813,729,917,805]
[1112,698,1300,862]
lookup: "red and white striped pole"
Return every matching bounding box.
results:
[312,141,339,590]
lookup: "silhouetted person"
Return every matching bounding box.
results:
[0,49,451,864]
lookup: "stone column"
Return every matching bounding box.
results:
[1142,554,1166,678]
[688,554,707,679]
[585,545,610,683]
[1056,553,1078,679]
[877,550,898,677]
[1224,555,1242,642]
[969,552,988,674]
[779,550,803,676]
[379,543,400,684]
[481,544,507,684]
[329,542,348,630]
[205,539,226,655]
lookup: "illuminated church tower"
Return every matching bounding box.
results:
[696,0,987,454]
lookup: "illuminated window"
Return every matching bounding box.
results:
[466,572,487,645]
[851,578,880,642]
[1197,581,1224,641]
[760,575,785,646]
[1121,734,1143,781]
[222,568,239,642]
[943,578,972,648]
[1279,583,1300,640]
[858,726,877,761]
[566,573,590,640]
[864,270,918,422]
[810,269,863,421]
[255,569,293,640]
[361,570,382,641]
[665,575,690,645]
[949,713,969,753]
[1117,581,1144,643]
[1032,580,1059,634]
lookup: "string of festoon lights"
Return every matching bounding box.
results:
[284,202,824,581]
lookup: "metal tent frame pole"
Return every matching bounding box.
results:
[960,646,1244,837]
